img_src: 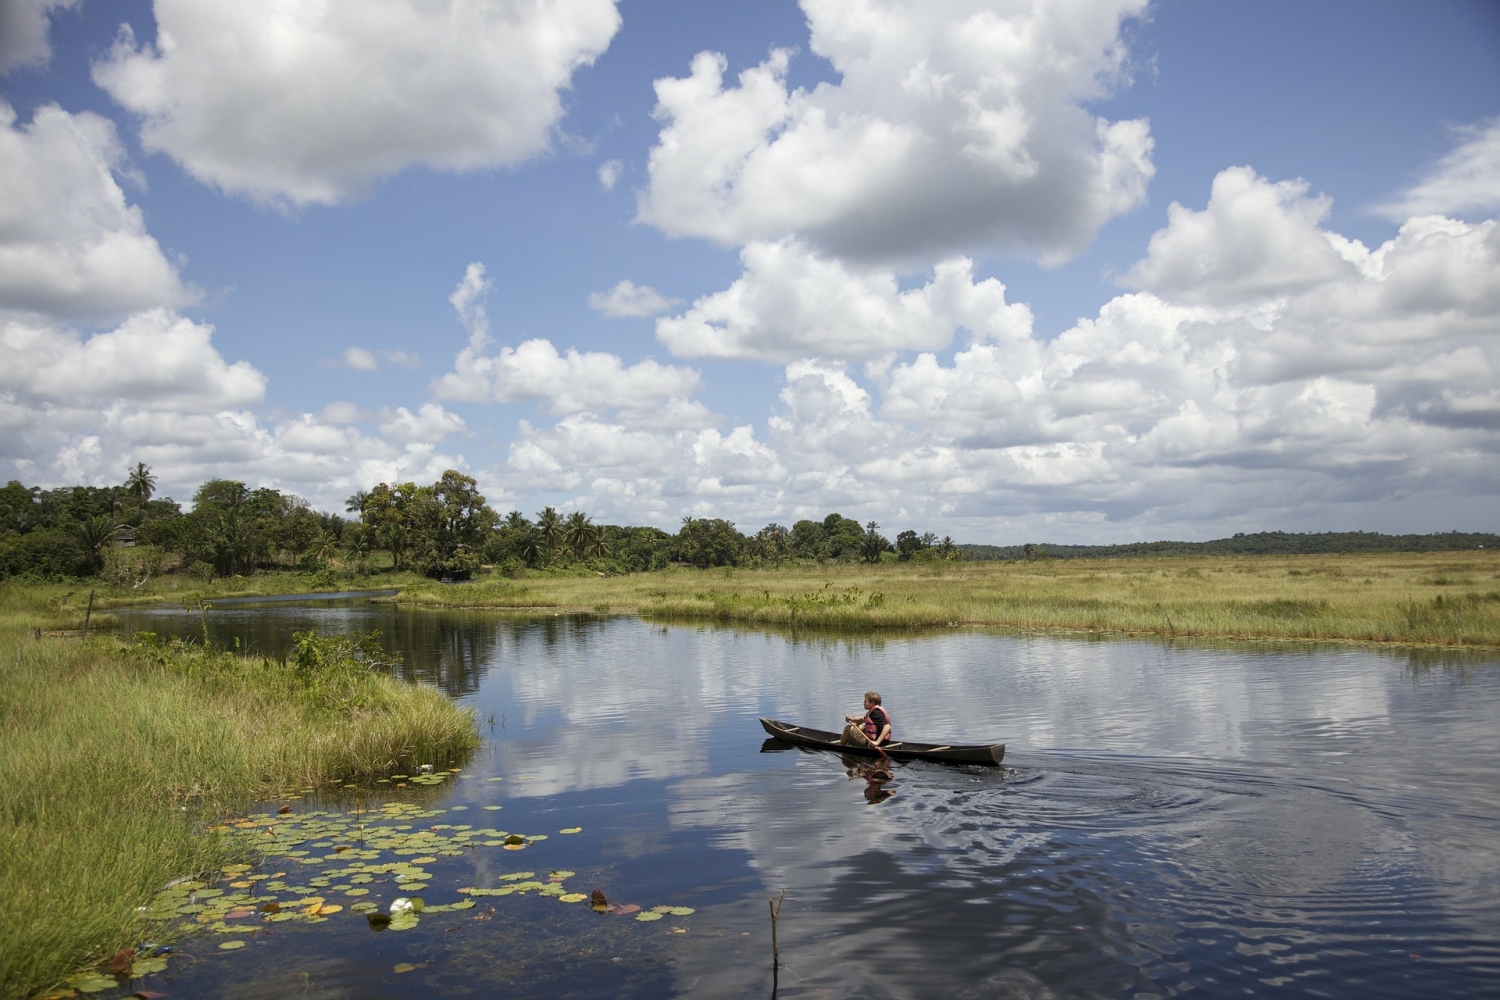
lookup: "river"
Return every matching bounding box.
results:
[114,598,1500,999]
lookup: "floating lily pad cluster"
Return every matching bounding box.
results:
[458,873,695,923]
[88,796,694,990]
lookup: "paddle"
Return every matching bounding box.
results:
[844,716,889,757]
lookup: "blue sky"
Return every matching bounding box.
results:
[2,0,1498,542]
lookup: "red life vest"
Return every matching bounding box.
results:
[862,706,891,742]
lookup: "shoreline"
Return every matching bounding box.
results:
[44,549,1500,651]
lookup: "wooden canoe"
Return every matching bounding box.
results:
[759,718,1005,766]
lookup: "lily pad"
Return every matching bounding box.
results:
[129,957,168,977]
[559,893,588,903]
[483,805,502,811]
[667,906,696,916]
[217,940,246,951]
[388,912,420,931]
[636,911,663,922]
[499,871,536,881]
[559,827,583,834]
[393,963,418,974]
[68,974,116,993]
[345,888,370,896]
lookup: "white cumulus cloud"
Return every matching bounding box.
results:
[636,0,1153,263]
[343,346,378,371]
[656,238,1032,361]
[0,308,467,510]
[1,309,266,411]
[502,166,1500,538]
[92,0,623,207]
[434,264,703,417]
[378,402,466,444]
[0,0,78,73]
[597,158,622,190]
[1121,166,1362,304]
[588,279,680,318]
[1375,118,1500,221]
[435,336,703,417]
[0,101,194,320]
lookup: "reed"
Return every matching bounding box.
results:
[401,551,1500,647]
[0,615,479,999]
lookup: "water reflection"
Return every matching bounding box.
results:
[110,606,1500,999]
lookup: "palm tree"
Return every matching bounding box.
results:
[591,532,613,559]
[535,507,563,566]
[344,524,374,570]
[303,531,337,568]
[564,511,597,560]
[73,515,119,575]
[124,462,156,503]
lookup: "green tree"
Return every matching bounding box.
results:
[675,517,745,567]
[860,521,892,563]
[124,462,156,503]
[71,514,119,575]
[536,507,564,566]
[420,470,496,579]
[564,511,599,560]
[187,480,257,576]
[754,523,789,564]
[790,519,825,559]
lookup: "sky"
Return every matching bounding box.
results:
[2,0,1498,543]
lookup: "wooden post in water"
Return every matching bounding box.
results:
[82,590,95,638]
[769,889,785,997]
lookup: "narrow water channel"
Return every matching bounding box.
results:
[114,601,1500,999]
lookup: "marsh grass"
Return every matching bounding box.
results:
[0,601,479,1000]
[401,552,1500,647]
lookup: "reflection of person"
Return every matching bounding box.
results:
[841,691,892,748]
[844,755,895,803]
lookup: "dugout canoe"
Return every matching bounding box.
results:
[759,718,1005,766]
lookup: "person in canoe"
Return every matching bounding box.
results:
[841,691,892,749]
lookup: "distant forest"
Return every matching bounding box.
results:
[961,531,1500,561]
[3,467,1495,582]
[0,468,962,582]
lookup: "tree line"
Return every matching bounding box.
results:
[0,467,966,582]
[960,530,1500,561]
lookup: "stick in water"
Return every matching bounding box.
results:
[769,889,785,998]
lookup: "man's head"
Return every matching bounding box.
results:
[864,691,882,708]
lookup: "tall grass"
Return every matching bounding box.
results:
[0,610,479,999]
[400,552,1500,647]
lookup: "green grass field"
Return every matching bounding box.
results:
[0,590,479,1000]
[397,551,1500,647]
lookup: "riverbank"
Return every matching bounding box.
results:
[16,547,1500,649]
[398,551,1500,648]
[0,597,480,1000]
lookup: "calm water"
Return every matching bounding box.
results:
[116,601,1500,999]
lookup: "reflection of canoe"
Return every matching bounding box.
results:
[759,718,1005,766]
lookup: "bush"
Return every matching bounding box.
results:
[0,528,86,579]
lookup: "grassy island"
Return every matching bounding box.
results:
[0,590,479,1000]
[396,550,1500,648]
